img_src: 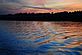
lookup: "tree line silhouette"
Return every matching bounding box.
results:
[0,11,82,22]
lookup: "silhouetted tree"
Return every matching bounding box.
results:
[0,11,82,22]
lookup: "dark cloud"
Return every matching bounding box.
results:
[0,0,22,14]
[0,0,22,15]
[0,9,12,15]
[0,0,20,3]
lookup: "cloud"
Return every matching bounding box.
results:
[0,0,20,3]
[0,0,82,14]
[0,2,22,14]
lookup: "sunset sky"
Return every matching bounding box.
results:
[0,0,82,14]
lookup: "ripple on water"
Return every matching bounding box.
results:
[0,21,82,55]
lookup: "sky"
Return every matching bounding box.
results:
[0,0,82,14]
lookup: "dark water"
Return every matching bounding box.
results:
[0,21,82,55]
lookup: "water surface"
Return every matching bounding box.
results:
[0,21,82,55]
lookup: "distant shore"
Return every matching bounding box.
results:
[0,11,82,22]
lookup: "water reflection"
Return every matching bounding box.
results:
[0,21,82,55]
